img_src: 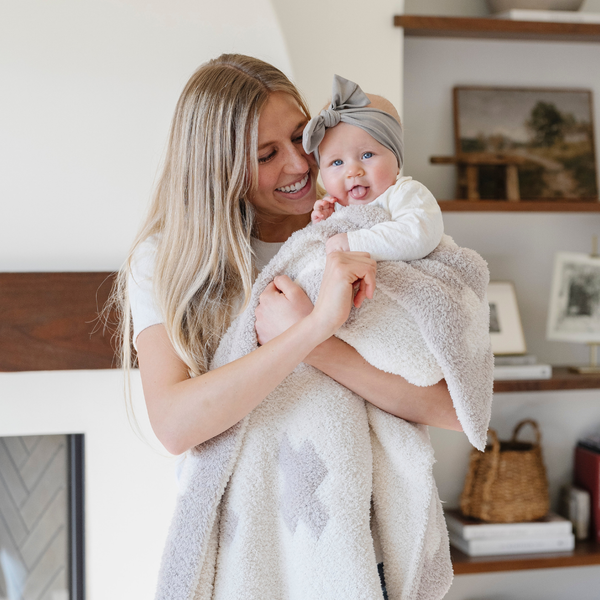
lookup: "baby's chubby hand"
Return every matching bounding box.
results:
[311,196,337,223]
[326,233,350,255]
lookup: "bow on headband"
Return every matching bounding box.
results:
[302,75,404,168]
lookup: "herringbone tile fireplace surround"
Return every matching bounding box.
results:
[0,435,84,600]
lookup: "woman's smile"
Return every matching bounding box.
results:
[276,172,310,195]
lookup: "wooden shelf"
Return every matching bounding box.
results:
[452,540,600,574]
[439,200,600,212]
[394,15,600,42]
[494,367,600,393]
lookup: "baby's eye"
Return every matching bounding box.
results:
[362,152,373,159]
[293,135,303,143]
[332,159,343,167]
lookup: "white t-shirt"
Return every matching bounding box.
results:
[128,236,283,349]
[338,175,444,262]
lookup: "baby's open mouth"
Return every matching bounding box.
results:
[276,173,309,194]
[349,185,369,200]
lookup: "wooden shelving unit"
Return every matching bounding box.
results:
[451,540,600,574]
[395,13,600,578]
[394,14,600,43]
[494,367,600,393]
[439,200,600,212]
[394,17,600,212]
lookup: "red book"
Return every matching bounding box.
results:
[574,445,600,543]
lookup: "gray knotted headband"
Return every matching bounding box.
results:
[302,74,403,168]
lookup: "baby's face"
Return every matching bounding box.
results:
[319,122,399,206]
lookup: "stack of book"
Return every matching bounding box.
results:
[493,354,552,381]
[445,509,575,557]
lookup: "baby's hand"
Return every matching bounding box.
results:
[326,233,350,254]
[311,196,336,223]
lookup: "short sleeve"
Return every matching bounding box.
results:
[129,236,163,349]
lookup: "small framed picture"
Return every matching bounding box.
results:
[454,86,598,200]
[547,252,600,343]
[488,282,527,355]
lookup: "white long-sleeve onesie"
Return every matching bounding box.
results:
[340,175,444,262]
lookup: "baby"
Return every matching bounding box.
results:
[303,75,443,261]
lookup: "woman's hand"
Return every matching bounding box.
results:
[311,251,376,337]
[255,252,376,345]
[255,275,314,345]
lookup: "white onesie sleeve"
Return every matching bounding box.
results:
[129,235,163,349]
[346,176,444,262]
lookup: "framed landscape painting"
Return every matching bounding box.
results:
[454,86,598,201]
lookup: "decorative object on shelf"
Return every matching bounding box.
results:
[579,430,600,453]
[430,153,525,201]
[445,508,574,556]
[488,282,527,355]
[559,484,591,540]
[460,419,550,523]
[547,244,600,372]
[438,86,598,202]
[494,353,538,365]
[492,9,600,22]
[487,0,584,13]
[494,362,552,380]
[574,442,600,542]
[493,353,552,380]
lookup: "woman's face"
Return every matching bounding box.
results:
[250,92,318,223]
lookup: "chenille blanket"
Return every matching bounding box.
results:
[155,205,493,600]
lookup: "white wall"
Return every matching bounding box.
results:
[0,0,292,272]
[270,0,405,117]
[1,1,292,599]
[400,1,600,598]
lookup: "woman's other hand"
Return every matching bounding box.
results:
[255,251,376,345]
[311,251,376,335]
[255,275,314,345]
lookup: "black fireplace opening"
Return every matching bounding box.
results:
[0,434,85,600]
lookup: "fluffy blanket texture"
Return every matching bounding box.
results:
[155,205,493,600]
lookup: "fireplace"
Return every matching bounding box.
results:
[0,272,175,599]
[0,434,84,600]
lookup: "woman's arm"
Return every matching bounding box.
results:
[137,252,377,455]
[255,274,462,432]
[138,314,328,455]
[304,337,462,431]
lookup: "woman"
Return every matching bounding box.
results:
[118,54,461,598]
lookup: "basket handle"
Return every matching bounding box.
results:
[511,419,542,446]
[480,428,501,520]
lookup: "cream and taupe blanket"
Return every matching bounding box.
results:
[155,205,493,600]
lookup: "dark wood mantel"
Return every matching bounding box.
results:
[3,272,600,394]
[0,272,118,371]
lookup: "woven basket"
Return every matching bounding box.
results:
[460,419,549,523]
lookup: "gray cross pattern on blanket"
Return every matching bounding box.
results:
[279,433,329,539]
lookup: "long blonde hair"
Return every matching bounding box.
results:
[112,54,311,393]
